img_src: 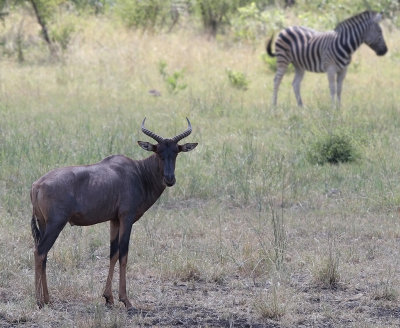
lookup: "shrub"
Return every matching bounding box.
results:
[114,0,170,30]
[261,53,294,73]
[158,60,187,94]
[51,20,75,51]
[226,68,249,90]
[295,0,400,30]
[195,0,262,37]
[231,4,286,43]
[307,133,358,165]
[196,0,232,37]
[69,0,106,14]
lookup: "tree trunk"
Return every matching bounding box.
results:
[285,0,295,6]
[29,0,55,56]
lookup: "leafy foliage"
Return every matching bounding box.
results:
[231,3,285,42]
[196,0,232,36]
[295,0,400,29]
[50,18,75,51]
[261,53,294,73]
[69,0,107,14]
[158,60,187,94]
[114,0,171,30]
[226,68,249,90]
[195,0,268,37]
[29,0,65,25]
[307,133,358,165]
[0,0,399,61]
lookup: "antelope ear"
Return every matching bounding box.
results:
[138,141,156,152]
[178,143,198,152]
[373,13,382,23]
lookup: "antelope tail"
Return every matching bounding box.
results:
[31,215,40,246]
[266,35,276,57]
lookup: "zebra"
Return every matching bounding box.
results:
[266,11,388,107]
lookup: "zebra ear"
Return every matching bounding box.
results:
[373,13,382,23]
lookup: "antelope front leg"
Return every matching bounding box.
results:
[103,220,119,306]
[118,219,134,310]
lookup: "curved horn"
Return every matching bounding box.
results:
[141,117,164,143]
[172,117,192,142]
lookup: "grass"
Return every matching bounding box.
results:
[0,12,399,327]
[254,282,287,321]
[313,239,341,289]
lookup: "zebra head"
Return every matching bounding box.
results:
[364,12,387,56]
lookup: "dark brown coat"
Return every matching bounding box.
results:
[31,118,197,310]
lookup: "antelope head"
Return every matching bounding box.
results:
[138,117,198,187]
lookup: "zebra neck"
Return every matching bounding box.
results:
[336,31,362,57]
[336,23,367,57]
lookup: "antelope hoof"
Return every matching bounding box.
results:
[119,297,133,310]
[103,294,114,307]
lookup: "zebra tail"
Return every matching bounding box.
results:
[31,214,40,246]
[266,35,276,57]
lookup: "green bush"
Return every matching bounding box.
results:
[261,53,294,73]
[231,4,286,43]
[158,60,187,94]
[226,68,249,90]
[195,0,267,37]
[114,0,170,30]
[51,20,75,51]
[295,0,400,30]
[307,133,358,165]
[69,0,107,14]
[196,0,232,36]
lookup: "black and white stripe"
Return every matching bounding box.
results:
[267,11,388,107]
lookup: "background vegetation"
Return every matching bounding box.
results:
[0,0,399,327]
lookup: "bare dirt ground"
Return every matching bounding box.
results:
[0,273,399,327]
[0,200,399,327]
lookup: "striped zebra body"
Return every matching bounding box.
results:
[267,11,387,107]
[276,27,341,73]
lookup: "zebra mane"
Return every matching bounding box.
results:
[334,11,376,32]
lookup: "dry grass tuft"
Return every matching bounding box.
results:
[313,242,341,289]
[372,277,399,302]
[174,261,202,282]
[253,282,286,321]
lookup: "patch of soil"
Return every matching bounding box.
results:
[372,306,400,319]
[0,312,31,327]
[129,304,278,327]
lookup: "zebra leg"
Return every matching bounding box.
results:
[326,66,337,106]
[336,68,348,107]
[292,68,305,107]
[272,64,288,106]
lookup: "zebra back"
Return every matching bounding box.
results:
[270,11,386,73]
[334,11,376,32]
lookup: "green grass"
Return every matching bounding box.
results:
[0,13,399,327]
